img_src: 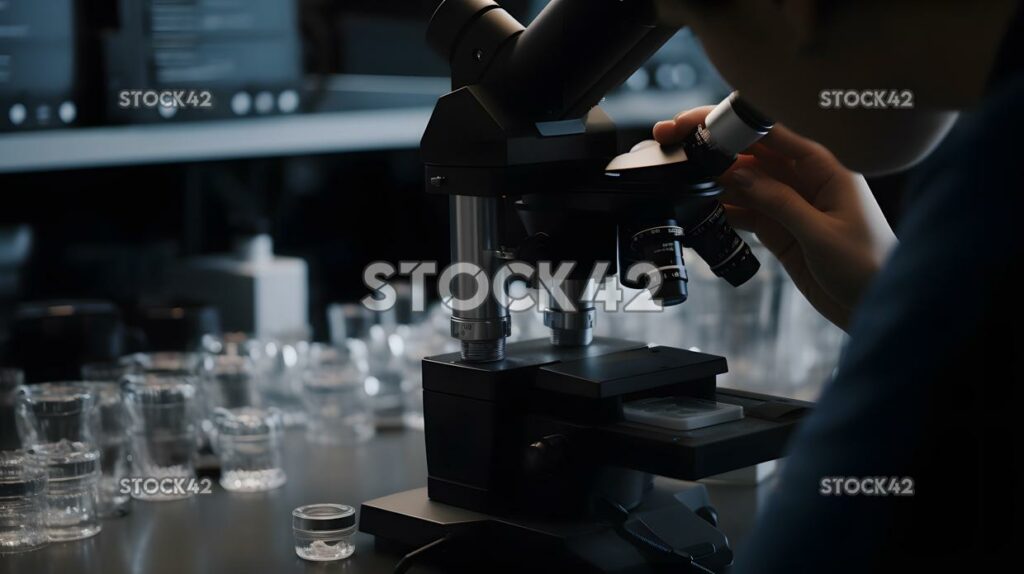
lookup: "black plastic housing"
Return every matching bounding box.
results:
[422,337,811,516]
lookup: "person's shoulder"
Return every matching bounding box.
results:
[912,71,1024,206]
[844,71,1024,349]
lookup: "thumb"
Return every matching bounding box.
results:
[719,167,823,241]
[653,105,715,145]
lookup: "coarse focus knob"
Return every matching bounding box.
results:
[524,435,570,476]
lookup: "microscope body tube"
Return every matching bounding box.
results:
[427,0,677,120]
[503,0,676,120]
[449,195,511,362]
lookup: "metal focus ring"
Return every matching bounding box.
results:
[450,316,511,341]
[708,242,748,272]
[543,308,596,331]
[630,225,683,244]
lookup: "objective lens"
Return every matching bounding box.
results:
[684,201,760,287]
[619,221,688,306]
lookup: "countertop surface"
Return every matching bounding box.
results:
[0,428,772,574]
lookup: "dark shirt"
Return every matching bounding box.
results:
[733,22,1024,574]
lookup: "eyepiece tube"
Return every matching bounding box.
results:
[702,92,774,158]
[427,0,678,120]
[427,0,502,60]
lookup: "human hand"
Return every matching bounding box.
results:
[654,108,897,330]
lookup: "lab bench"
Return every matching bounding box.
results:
[0,428,769,573]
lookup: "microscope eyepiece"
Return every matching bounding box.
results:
[727,94,774,132]
[699,92,774,159]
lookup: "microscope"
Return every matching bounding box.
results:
[361,1,811,571]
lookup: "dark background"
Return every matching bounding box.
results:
[0,0,910,349]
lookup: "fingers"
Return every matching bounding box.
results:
[725,204,850,329]
[719,166,824,241]
[730,153,802,196]
[655,110,848,210]
[722,204,757,232]
[652,105,715,145]
[756,124,844,191]
[723,204,797,260]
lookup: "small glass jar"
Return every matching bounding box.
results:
[15,382,98,447]
[119,352,204,375]
[199,355,261,440]
[0,368,26,451]
[213,407,286,492]
[300,346,374,446]
[80,361,128,384]
[0,450,48,554]
[122,372,198,501]
[28,441,101,541]
[292,503,357,562]
[80,381,132,517]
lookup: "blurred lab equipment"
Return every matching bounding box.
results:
[9,300,125,383]
[329,286,437,430]
[119,352,204,375]
[202,332,307,428]
[362,325,409,430]
[327,302,376,343]
[393,304,462,430]
[0,0,79,131]
[300,343,373,445]
[79,380,132,517]
[0,226,32,336]
[80,361,126,384]
[168,233,309,338]
[199,354,261,429]
[328,302,407,428]
[0,368,25,450]
[592,238,844,400]
[101,0,303,123]
[131,301,222,354]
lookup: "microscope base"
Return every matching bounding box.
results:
[360,482,733,573]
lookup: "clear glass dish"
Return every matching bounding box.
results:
[292,503,357,562]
